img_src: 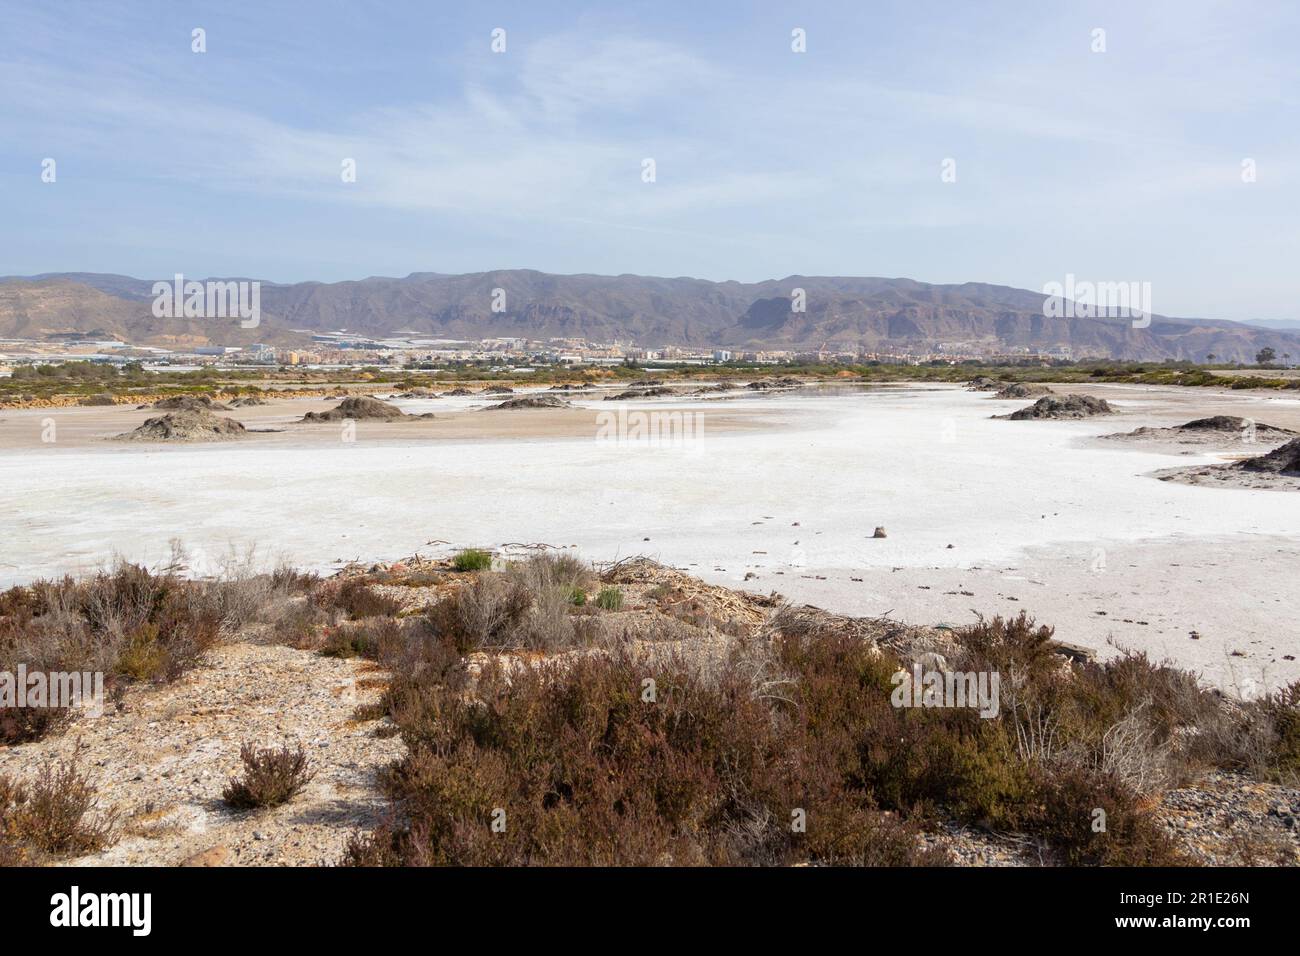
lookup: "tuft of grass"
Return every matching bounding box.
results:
[451,549,493,572]
[595,587,624,611]
[222,742,317,810]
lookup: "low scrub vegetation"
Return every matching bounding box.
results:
[0,558,320,744]
[345,600,1300,867]
[0,750,119,865]
[222,742,317,810]
[327,578,404,619]
[320,616,405,660]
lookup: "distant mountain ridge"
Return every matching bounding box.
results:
[2,270,1298,363]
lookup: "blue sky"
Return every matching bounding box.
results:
[2,0,1297,319]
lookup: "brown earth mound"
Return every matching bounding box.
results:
[227,396,269,407]
[692,382,741,394]
[117,410,247,442]
[604,387,676,400]
[993,383,1053,399]
[1103,416,1297,445]
[148,394,231,412]
[746,377,803,390]
[441,388,473,397]
[1154,436,1300,489]
[1000,394,1114,420]
[966,376,1000,391]
[482,386,514,394]
[301,396,431,422]
[1240,437,1300,475]
[486,396,572,410]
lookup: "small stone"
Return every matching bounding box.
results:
[180,845,230,867]
[873,527,888,539]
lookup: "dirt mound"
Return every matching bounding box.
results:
[692,382,740,394]
[227,396,269,407]
[301,396,431,422]
[966,376,1000,391]
[1240,437,1300,475]
[149,394,230,412]
[1155,437,1300,489]
[117,410,247,442]
[441,388,473,397]
[993,382,1053,399]
[392,388,436,399]
[604,386,676,400]
[1000,394,1114,420]
[746,377,803,390]
[1103,416,1296,446]
[486,396,572,410]
[482,386,514,394]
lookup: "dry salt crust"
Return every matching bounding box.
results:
[2,383,1299,689]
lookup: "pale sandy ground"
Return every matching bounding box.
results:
[0,633,402,866]
[0,386,781,449]
[1,381,1297,690]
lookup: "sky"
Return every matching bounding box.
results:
[1,0,1297,320]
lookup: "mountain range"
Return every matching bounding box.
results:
[2,271,1298,363]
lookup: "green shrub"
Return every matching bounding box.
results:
[595,587,624,611]
[451,549,493,572]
